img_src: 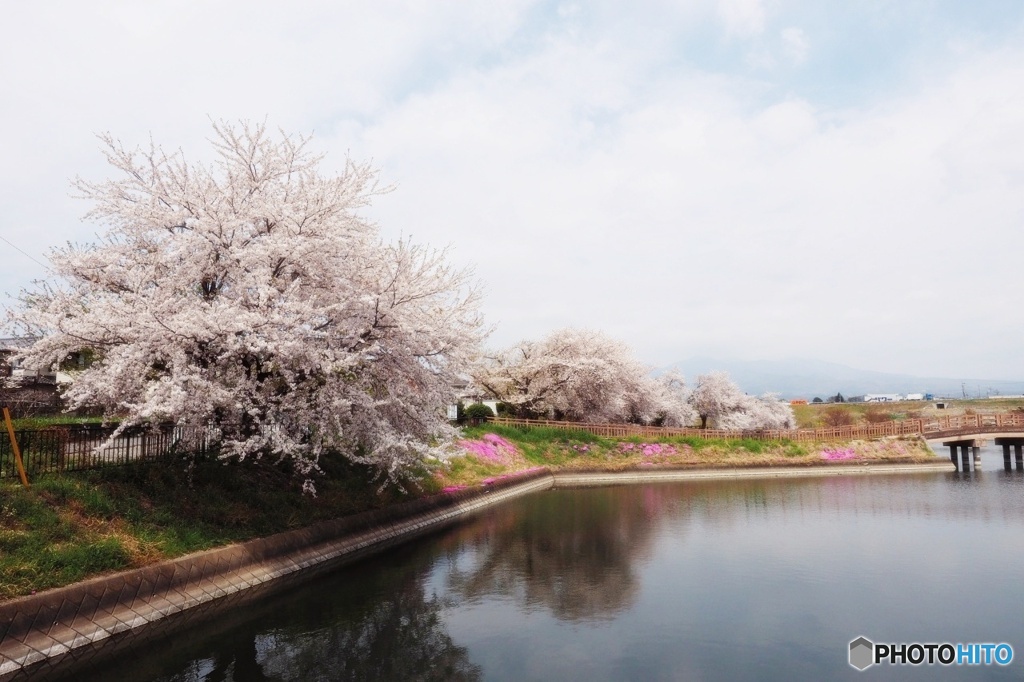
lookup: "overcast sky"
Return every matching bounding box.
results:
[2,1,1023,380]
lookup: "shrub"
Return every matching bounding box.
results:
[863,409,893,423]
[821,406,854,427]
[464,403,495,423]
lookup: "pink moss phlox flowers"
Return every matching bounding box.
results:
[821,447,857,461]
[619,442,677,458]
[459,433,519,463]
[441,485,468,494]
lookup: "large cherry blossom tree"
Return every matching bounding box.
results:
[11,122,486,488]
[687,371,746,429]
[472,328,695,425]
[715,392,795,430]
[688,371,795,430]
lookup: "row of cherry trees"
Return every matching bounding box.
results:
[9,122,791,488]
[471,329,794,430]
[470,328,693,426]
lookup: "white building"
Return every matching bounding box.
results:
[0,337,78,385]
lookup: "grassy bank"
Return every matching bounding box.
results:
[442,425,934,485]
[7,415,109,430]
[1,425,938,601]
[0,455,420,601]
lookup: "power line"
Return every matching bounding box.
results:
[0,234,52,272]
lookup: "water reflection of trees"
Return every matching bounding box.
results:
[250,576,480,682]
[75,473,1024,681]
[441,474,1024,625]
[444,486,674,622]
[76,551,480,682]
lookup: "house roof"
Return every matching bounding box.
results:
[0,337,38,351]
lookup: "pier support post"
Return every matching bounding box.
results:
[942,438,983,471]
[994,438,1024,474]
[944,439,986,472]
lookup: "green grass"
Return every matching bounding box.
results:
[461,424,612,467]
[0,481,131,598]
[442,453,509,483]
[459,424,864,471]
[9,415,111,430]
[0,453,427,601]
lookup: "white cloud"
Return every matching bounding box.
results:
[718,0,766,37]
[348,33,1024,377]
[781,26,809,64]
[3,2,1024,380]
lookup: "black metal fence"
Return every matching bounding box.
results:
[0,424,216,479]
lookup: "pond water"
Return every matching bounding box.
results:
[73,448,1024,681]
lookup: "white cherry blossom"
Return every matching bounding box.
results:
[12,122,486,485]
[473,328,694,425]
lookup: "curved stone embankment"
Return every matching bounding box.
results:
[0,460,952,681]
[552,461,952,486]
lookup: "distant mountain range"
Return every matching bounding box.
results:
[660,357,1024,400]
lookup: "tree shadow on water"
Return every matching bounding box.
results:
[443,486,673,622]
[71,554,480,682]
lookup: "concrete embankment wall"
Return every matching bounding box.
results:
[0,461,952,680]
[0,470,554,681]
[552,461,952,486]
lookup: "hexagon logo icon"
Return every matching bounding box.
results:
[849,636,874,671]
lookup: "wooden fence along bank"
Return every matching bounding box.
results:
[6,413,1024,480]
[490,413,1024,441]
